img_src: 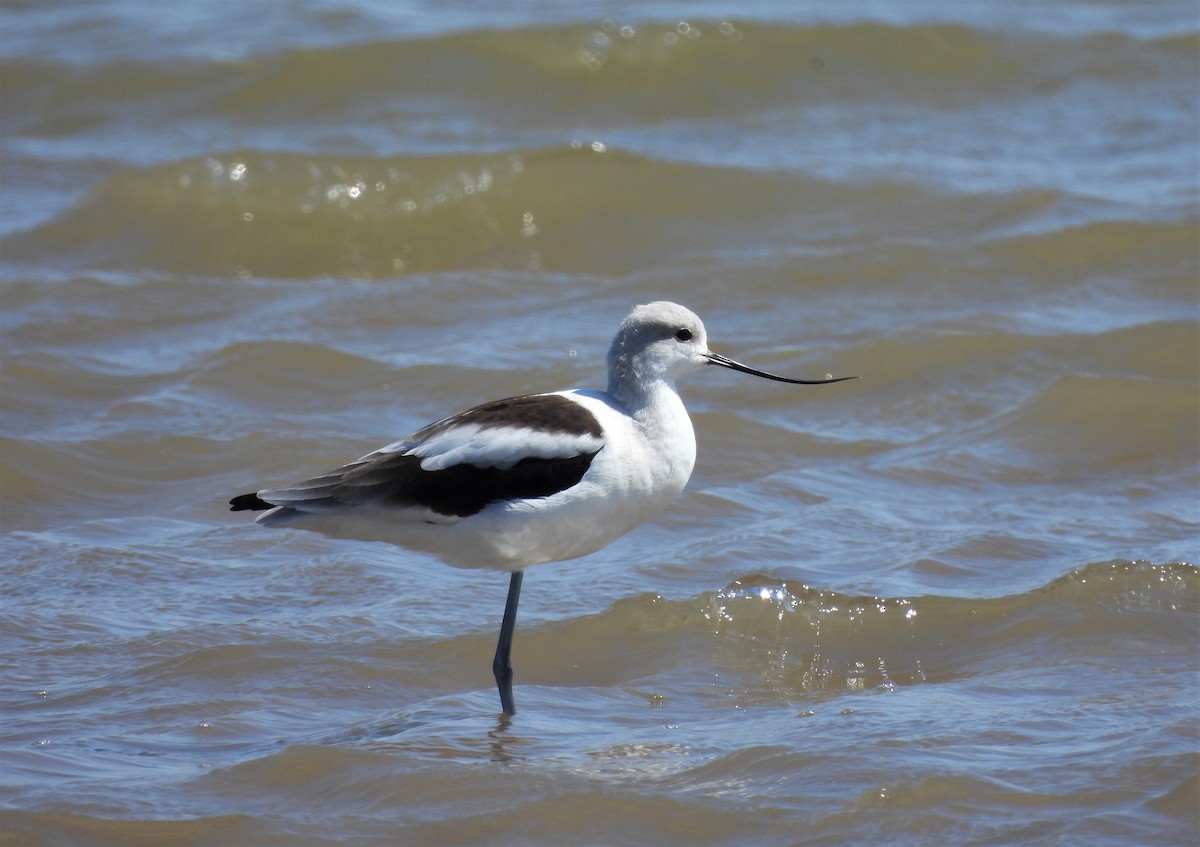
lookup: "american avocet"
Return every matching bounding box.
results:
[230,301,854,714]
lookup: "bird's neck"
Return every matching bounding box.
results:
[607,371,676,413]
[608,376,691,443]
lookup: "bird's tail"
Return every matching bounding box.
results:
[229,493,272,512]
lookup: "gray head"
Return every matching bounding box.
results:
[606,302,709,392]
[606,301,856,401]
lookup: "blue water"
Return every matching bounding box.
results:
[2,2,1197,845]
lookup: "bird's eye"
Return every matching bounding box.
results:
[674,328,693,342]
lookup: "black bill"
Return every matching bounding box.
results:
[705,351,857,385]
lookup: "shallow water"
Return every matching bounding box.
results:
[2,2,1198,845]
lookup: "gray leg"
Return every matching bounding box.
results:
[492,570,524,715]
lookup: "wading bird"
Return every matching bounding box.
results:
[230,301,854,714]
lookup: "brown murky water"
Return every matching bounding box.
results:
[2,4,1197,845]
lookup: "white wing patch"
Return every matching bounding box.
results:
[401,424,605,471]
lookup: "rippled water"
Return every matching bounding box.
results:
[2,1,1198,845]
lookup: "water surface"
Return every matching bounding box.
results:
[2,2,1197,845]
